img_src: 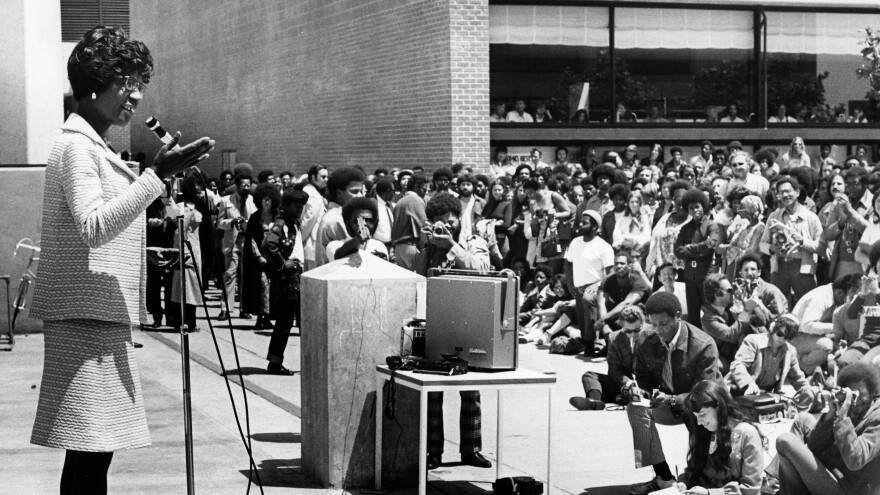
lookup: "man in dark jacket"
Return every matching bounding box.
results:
[626,291,722,495]
[261,189,309,375]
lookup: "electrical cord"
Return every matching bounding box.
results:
[185,238,264,495]
[175,175,264,495]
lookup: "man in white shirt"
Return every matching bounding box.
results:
[565,209,615,356]
[301,165,328,271]
[719,103,745,123]
[505,99,534,123]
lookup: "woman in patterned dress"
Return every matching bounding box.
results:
[29,27,213,493]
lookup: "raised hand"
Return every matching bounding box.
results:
[151,132,215,179]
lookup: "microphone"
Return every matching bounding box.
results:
[145,117,180,150]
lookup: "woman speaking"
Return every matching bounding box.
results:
[28,26,213,494]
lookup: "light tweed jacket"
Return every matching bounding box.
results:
[30,113,164,324]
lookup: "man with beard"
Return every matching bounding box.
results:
[427,167,455,200]
[262,189,309,375]
[413,192,491,471]
[217,173,257,320]
[565,209,615,356]
[456,174,486,239]
[301,165,328,271]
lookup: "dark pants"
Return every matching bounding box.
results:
[683,279,703,328]
[772,259,817,307]
[581,371,619,404]
[61,450,113,495]
[427,391,482,456]
[170,303,197,332]
[267,294,298,365]
[146,270,172,323]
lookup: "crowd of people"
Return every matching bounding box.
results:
[491,99,875,125]
[140,134,880,493]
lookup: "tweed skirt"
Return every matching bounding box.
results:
[31,319,151,452]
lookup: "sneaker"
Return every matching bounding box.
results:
[569,396,605,411]
[629,476,675,495]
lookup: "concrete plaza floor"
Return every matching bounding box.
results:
[0,286,744,495]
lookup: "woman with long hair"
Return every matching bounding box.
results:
[781,136,811,170]
[677,380,764,494]
[613,190,651,258]
[641,143,665,168]
[484,180,512,256]
[243,182,282,329]
[504,182,536,267]
[29,26,213,492]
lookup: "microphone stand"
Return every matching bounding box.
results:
[177,214,196,495]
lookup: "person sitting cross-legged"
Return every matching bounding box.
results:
[625,291,722,495]
[726,314,809,396]
[570,305,646,411]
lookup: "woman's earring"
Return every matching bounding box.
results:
[91,92,96,100]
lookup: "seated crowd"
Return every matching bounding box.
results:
[143,136,880,494]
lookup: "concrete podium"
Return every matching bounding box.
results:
[300,251,425,488]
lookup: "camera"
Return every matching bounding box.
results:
[733,278,757,299]
[832,387,859,404]
[433,222,446,236]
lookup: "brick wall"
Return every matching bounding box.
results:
[130,0,490,180]
[450,0,490,173]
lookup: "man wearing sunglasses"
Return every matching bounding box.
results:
[700,273,760,374]
[727,314,809,396]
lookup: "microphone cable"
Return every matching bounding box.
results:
[177,172,264,495]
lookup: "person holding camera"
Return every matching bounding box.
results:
[413,192,492,470]
[773,362,880,495]
[835,243,880,369]
[727,314,809,396]
[217,172,257,320]
[262,189,309,375]
[700,273,760,374]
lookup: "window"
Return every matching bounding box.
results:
[614,8,754,124]
[61,0,130,42]
[765,12,880,124]
[490,5,611,123]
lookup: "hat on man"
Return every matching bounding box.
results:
[581,209,602,229]
[727,140,743,153]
